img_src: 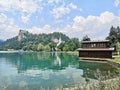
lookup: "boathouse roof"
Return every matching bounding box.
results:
[77,48,114,51]
[81,40,110,43]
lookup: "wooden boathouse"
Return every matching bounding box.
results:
[77,40,114,60]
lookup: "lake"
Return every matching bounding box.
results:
[0,51,119,90]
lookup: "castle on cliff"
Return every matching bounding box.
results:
[18,30,28,41]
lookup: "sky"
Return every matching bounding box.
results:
[0,0,120,40]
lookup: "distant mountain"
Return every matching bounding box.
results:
[0,30,70,51]
[0,40,4,44]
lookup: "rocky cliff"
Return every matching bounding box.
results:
[18,30,29,41]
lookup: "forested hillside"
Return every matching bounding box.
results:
[0,30,80,51]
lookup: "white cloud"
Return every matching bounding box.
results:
[51,3,77,19]
[0,0,42,23]
[114,0,120,7]
[0,13,7,23]
[19,0,39,14]
[21,14,31,24]
[68,3,77,9]
[98,11,115,24]
[0,0,18,11]
[67,11,120,40]
[72,16,85,31]
[28,25,52,34]
[48,0,62,4]
[0,0,41,13]
[19,0,42,23]
[0,13,19,40]
[51,6,70,19]
[0,11,120,41]
[23,11,120,40]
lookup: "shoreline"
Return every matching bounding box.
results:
[0,50,120,67]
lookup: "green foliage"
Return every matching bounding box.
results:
[82,35,91,41]
[0,37,22,50]
[63,44,69,51]
[116,42,120,55]
[57,43,65,51]
[0,31,81,51]
[49,42,57,49]
[106,26,120,47]
[37,43,44,51]
[44,45,51,51]
[113,56,120,62]
[63,38,81,51]
[116,42,120,52]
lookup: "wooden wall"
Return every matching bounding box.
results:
[79,51,112,59]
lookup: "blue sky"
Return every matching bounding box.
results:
[0,0,120,40]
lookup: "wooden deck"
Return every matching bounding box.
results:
[80,57,111,61]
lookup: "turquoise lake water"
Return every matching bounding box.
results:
[0,51,118,90]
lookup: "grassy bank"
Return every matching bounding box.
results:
[112,55,120,63]
[66,51,78,55]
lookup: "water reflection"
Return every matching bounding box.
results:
[0,51,119,90]
[79,60,118,79]
[54,53,61,66]
[0,52,79,72]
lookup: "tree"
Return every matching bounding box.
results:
[49,42,57,51]
[71,38,80,49]
[57,43,65,51]
[62,38,80,51]
[106,35,117,47]
[0,31,70,51]
[116,26,120,42]
[44,45,51,51]
[32,44,37,51]
[106,26,120,48]
[67,38,80,51]
[109,26,116,36]
[23,42,33,51]
[63,44,69,51]
[37,43,44,51]
[82,35,91,41]
[116,42,120,55]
